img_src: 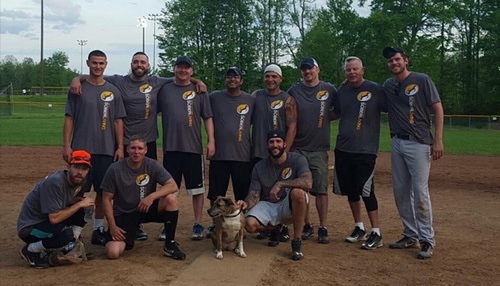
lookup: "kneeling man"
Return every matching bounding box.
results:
[101,136,185,260]
[18,150,94,269]
[238,130,312,260]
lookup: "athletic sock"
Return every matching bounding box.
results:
[164,210,179,242]
[355,222,365,231]
[72,225,83,238]
[94,219,104,230]
[28,241,46,253]
[371,228,381,236]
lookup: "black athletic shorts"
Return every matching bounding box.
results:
[207,160,251,202]
[163,151,204,195]
[80,155,113,194]
[333,149,377,197]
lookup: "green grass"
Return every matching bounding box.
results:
[0,100,499,156]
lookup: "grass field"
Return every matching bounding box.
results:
[1,96,499,156]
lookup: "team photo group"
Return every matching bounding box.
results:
[17,45,444,269]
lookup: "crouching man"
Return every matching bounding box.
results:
[237,130,312,260]
[101,136,185,260]
[18,150,94,269]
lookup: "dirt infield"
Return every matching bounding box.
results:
[1,146,499,286]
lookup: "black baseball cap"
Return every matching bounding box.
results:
[383,47,408,59]
[227,67,243,77]
[175,56,193,67]
[267,130,286,141]
[300,57,319,69]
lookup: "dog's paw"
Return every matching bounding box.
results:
[215,250,223,259]
[239,251,247,258]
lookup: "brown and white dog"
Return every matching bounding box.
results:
[207,196,246,259]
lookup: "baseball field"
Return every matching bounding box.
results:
[1,98,499,285]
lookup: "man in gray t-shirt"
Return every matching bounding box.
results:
[287,57,337,244]
[63,50,126,246]
[332,56,387,250]
[382,47,444,260]
[18,150,94,269]
[158,55,215,241]
[101,136,185,260]
[238,130,312,261]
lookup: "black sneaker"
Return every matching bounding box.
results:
[291,239,304,261]
[91,226,107,246]
[318,226,330,244]
[389,236,418,249]
[20,245,49,269]
[268,229,280,247]
[345,226,367,243]
[361,232,383,250]
[280,225,290,242]
[301,223,314,240]
[256,231,270,240]
[136,225,148,241]
[206,223,216,239]
[417,242,434,259]
[163,241,186,260]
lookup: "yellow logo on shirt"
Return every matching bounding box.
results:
[282,167,292,180]
[237,104,249,115]
[357,91,372,102]
[182,90,196,100]
[405,84,419,96]
[139,84,153,93]
[101,91,114,102]
[316,90,329,101]
[136,174,150,186]
[270,100,284,110]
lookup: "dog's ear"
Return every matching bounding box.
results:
[223,198,235,206]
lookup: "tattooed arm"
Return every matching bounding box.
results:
[284,96,297,152]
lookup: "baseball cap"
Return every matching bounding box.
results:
[175,56,193,67]
[70,150,91,167]
[227,67,243,77]
[300,57,319,69]
[383,47,407,59]
[264,64,282,77]
[267,130,286,141]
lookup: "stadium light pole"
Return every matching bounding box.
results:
[137,17,147,53]
[77,40,88,75]
[148,13,161,71]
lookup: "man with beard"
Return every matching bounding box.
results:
[64,50,126,247]
[18,150,94,269]
[251,64,297,243]
[70,52,207,241]
[382,47,444,259]
[238,130,312,261]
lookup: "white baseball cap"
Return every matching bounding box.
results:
[264,64,282,77]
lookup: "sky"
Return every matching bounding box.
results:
[0,0,370,75]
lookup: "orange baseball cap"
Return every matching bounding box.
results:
[70,150,92,167]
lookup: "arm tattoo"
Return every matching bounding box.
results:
[285,96,297,126]
[277,172,312,191]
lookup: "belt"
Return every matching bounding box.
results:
[390,133,411,140]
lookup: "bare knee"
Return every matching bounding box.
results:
[244,218,260,233]
[106,242,125,259]
[164,193,178,211]
[290,189,307,204]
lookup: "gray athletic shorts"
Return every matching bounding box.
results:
[245,189,309,227]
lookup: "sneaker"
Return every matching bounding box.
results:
[206,223,216,239]
[318,226,330,244]
[256,231,270,240]
[291,238,304,261]
[389,236,418,249]
[163,241,186,260]
[158,227,166,241]
[20,245,49,269]
[345,226,367,243]
[280,225,290,242]
[192,223,204,241]
[268,229,280,247]
[417,242,434,259]
[136,225,148,241]
[361,232,383,250]
[301,223,314,240]
[91,226,106,246]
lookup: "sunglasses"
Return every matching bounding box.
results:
[72,156,91,161]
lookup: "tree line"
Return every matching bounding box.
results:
[157,0,499,115]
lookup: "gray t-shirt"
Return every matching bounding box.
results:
[251,89,291,159]
[101,157,172,215]
[287,81,337,151]
[249,152,310,202]
[105,75,173,144]
[17,171,79,237]
[158,82,212,154]
[383,72,441,145]
[334,80,387,155]
[65,81,126,156]
[210,90,255,162]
